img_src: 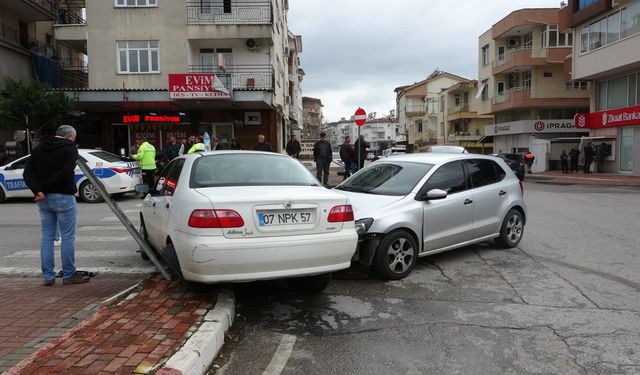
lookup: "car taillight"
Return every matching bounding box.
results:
[188,209,244,228]
[327,205,354,223]
[111,167,133,174]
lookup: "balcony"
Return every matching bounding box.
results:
[447,131,482,142]
[60,58,88,88]
[3,0,58,21]
[492,85,590,112]
[186,1,272,25]
[188,64,274,91]
[492,47,548,74]
[54,7,87,53]
[0,21,55,57]
[405,104,427,117]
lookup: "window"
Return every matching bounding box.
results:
[581,4,640,53]
[621,1,640,38]
[156,159,184,196]
[416,120,423,133]
[115,0,157,6]
[117,41,159,74]
[543,72,553,78]
[481,80,489,101]
[339,161,434,196]
[589,18,605,50]
[465,159,504,188]
[597,81,607,110]
[578,0,597,10]
[523,71,532,90]
[607,76,628,109]
[481,45,489,66]
[607,11,621,44]
[596,72,640,110]
[440,96,445,112]
[629,73,637,105]
[422,161,466,195]
[566,81,588,90]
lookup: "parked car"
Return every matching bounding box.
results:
[139,151,358,292]
[493,153,525,181]
[425,145,469,153]
[334,153,526,280]
[0,149,142,203]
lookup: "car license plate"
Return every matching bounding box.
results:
[258,210,312,226]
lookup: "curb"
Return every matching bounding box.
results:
[156,289,235,375]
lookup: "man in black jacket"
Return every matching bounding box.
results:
[254,134,273,152]
[353,135,370,171]
[285,134,301,158]
[313,132,332,185]
[23,125,90,286]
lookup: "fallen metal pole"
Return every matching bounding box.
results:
[76,158,172,281]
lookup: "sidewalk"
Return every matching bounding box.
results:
[527,170,640,187]
[3,275,221,374]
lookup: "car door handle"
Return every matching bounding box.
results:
[499,190,507,196]
[464,199,473,205]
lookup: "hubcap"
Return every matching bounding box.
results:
[386,237,414,274]
[505,214,523,244]
[83,183,100,201]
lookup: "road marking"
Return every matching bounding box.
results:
[77,226,127,231]
[0,266,155,275]
[262,334,296,375]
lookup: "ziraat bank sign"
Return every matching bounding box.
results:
[168,74,231,99]
[575,105,640,129]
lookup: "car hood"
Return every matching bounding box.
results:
[332,189,405,219]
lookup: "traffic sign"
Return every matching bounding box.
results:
[354,108,367,126]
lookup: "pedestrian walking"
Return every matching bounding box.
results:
[560,150,569,174]
[596,142,608,173]
[353,135,370,171]
[164,134,181,162]
[583,142,595,173]
[286,134,302,158]
[524,151,535,174]
[339,135,355,180]
[313,132,332,185]
[254,134,274,152]
[133,137,157,191]
[569,146,580,173]
[230,137,243,150]
[23,125,90,286]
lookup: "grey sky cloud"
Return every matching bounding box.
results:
[289,0,562,122]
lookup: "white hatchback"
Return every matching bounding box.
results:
[0,149,142,203]
[139,151,358,292]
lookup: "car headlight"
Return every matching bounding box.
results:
[355,218,374,234]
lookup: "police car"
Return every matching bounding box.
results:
[0,149,142,203]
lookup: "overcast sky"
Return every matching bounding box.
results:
[288,0,561,122]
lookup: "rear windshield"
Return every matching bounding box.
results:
[89,151,122,163]
[336,161,434,196]
[190,153,319,187]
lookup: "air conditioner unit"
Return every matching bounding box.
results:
[507,37,520,48]
[246,39,258,50]
[507,73,516,81]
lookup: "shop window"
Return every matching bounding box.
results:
[115,0,157,7]
[117,41,159,74]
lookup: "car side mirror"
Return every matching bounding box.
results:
[418,188,448,201]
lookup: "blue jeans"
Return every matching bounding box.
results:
[37,194,77,281]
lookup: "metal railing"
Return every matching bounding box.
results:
[26,0,58,14]
[56,8,87,25]
[188,64,274,90]
[0,21,55,57]
[60,57,88,72]
[186,1,272,25]
[493,46,547,68]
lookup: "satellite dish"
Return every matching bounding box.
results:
[13,130,26,142]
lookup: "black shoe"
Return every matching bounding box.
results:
[43,279,55,286]
[63,272,90,285]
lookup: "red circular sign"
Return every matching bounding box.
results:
[534,121,545,132]
[354,108,367,126]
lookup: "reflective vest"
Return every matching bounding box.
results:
[133,141,157,170]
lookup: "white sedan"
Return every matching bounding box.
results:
[0,149,142,203]
[139,151,358,292]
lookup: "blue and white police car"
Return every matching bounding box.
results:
[0,149,142,203]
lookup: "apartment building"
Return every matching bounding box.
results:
[478,8,590,172]
[326,115,400,154]
[560,0,640,174]
[286,30,304,139]
[444,80,494,153]
[395,70,468,151]
[301,96,323,141]
[53,0,297,154]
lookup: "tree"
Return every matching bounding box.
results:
[0,78,71,135]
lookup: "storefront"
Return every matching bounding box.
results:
[575,104,640,174]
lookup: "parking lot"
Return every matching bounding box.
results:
[214,181,640,374]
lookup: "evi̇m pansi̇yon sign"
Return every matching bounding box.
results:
[168,73,231,99]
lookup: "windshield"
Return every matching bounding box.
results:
[336,161,434,196]
[190,153,319,188]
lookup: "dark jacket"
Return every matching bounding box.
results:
[23,136,78,195]
[164,142,181,161]
[353,138,369,160]
[313,140,332,161]
[286,140,302,157]
[255,142,273,152]
[339,142,355,162]
[584,144,595,158]
[569,148,580,160]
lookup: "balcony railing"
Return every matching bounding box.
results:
[0,21,55,57]
[186,2,272,25]
[188,64,274,90]
[405,104,427,115]
[60,58,88,72]
[494,84,589,104]
[493,46,546,68]
[448,103,470,112]
[56,8,87,25]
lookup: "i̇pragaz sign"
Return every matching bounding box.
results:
[484,119,588,136]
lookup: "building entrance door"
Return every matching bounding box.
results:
[113,124,130,157]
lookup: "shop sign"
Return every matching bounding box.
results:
[168,73,231,99]
[575,105,640,129]
[123,114,185,124]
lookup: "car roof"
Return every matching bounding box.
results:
[379,152,494,164]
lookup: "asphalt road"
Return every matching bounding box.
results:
[0,194,154,277]
[215,182,640,375]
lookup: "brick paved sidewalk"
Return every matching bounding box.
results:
[5,276,216,374]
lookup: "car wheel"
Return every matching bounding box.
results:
[161,242,184,280]
[0,188,5,204]
[139,222,150,261]
[288,273,332,293]
[79,180,103,203]
[495,209,524,248]
[375,230,418,280]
